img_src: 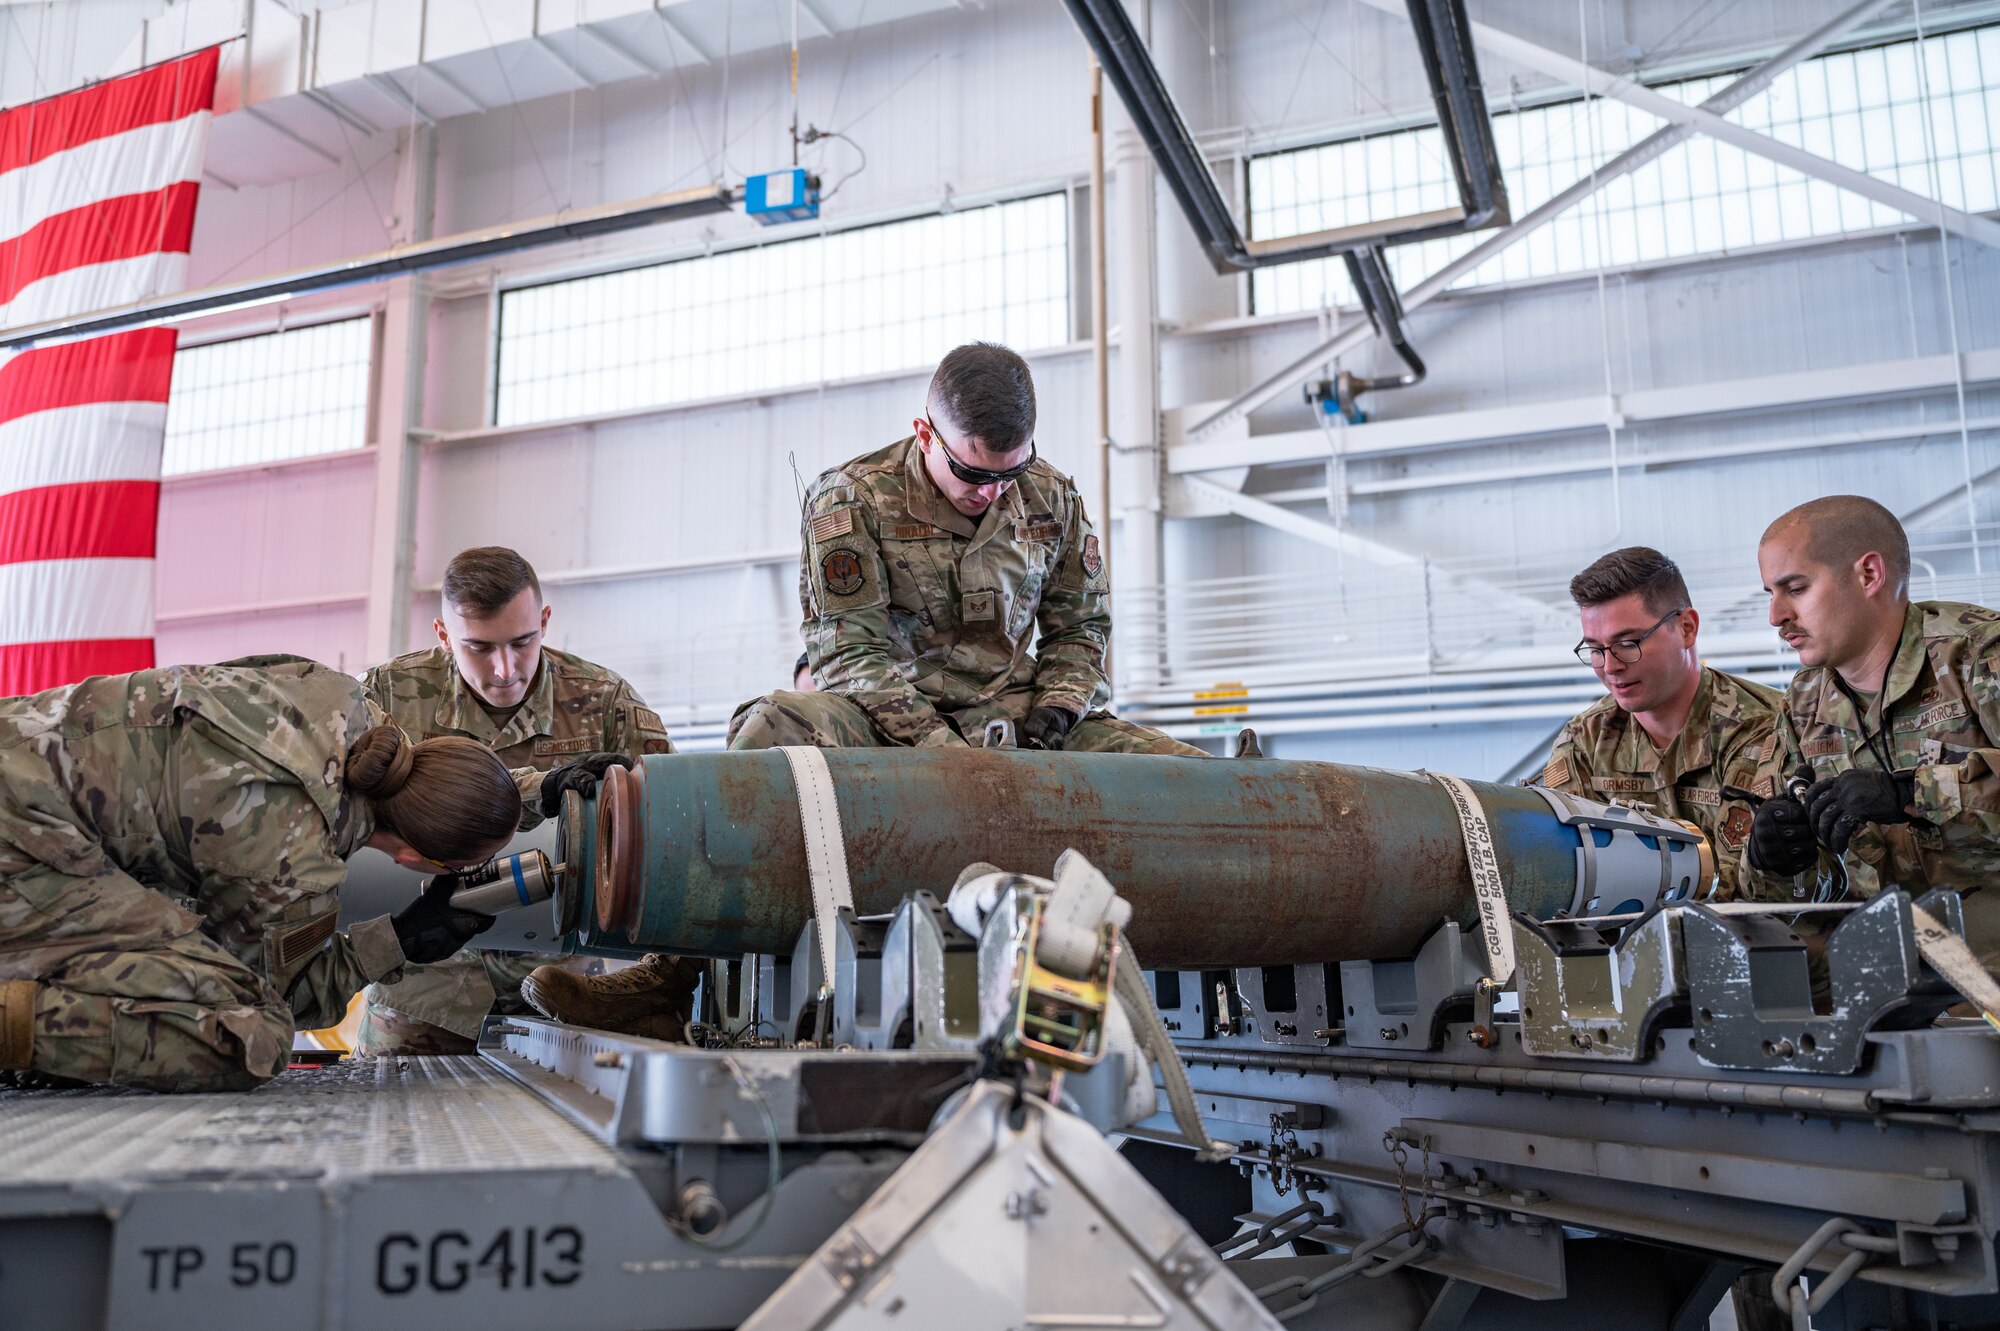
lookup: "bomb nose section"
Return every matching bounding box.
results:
[595,759,646,934]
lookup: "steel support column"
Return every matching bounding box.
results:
[1109,8,1165,621]
[363,126,436,664]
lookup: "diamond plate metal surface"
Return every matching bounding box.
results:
[0,1057,615,1185]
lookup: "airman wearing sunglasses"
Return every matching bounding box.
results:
[729,342,1205,757]
[1540,546,1809,901]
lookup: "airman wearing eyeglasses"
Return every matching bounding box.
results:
[728,341,1206,756]
[1540,546,1807,901]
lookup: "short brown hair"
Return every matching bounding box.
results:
[346,725,519,861]
[1569,547,1692,617]
[1762,495,1911,595]
[443,546,541,617]
[928,343,1037,450]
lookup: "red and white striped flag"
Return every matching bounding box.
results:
[0,48,219,696]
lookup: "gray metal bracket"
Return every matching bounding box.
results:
[1339,921,1485,1051]
[1235,964,1338,1047]
[1515,908,1684,1061]
[1685,890,1963,1075]
[789,907,890,1046]
[854,891,980,1053]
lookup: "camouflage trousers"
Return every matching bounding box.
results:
[357,950,586,1055]
[0,842,291,1091]
[727,689,1210,757]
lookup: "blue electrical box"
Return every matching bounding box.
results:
[744,168,820,225]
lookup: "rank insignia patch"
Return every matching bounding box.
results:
[1081,534,1103,578]
[822,549,865,596]
[1721,804,1753,847]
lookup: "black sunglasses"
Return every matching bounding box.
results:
[926,416,1037,485]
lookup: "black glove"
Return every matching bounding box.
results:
[1020,706,1075,751]
[1803,769,1919,855]
[1746,795,1818,876]
[391,872,496,965]
[538,752,636,817]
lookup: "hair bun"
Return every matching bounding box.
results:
[346,724,418,799]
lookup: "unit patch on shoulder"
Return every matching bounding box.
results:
[810,508,855,542]
[822,549,866,596]
[1541,756,1571,788]
[1081,534,1103,578]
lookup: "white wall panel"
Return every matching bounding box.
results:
[154,451,377,672]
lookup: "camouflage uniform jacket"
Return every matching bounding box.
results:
[800,437,1112,747]
[0,656,402,1030]
[361,644,672,831]
[1777,600,2000,899]
[1542,666,1797,901]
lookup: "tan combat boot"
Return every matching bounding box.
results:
[0,980,37,1071]
[521,954,701,1042]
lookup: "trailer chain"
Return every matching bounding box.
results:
[1770,1217,1899,1330]
[1384,1127,1435,1234]
[1250,1209,1445,1322]
[1268,1111,1304,1198]
[1213,1199,1326,1262]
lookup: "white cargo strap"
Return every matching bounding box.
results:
[1425,771,1516,984]
[1112,945,1233,1161]
[1042,849,1133,979]
[778,746,855,991]
[1911,904,2000,1034]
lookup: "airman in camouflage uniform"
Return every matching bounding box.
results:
[1543,666,1798,901]
[356,643,672,1053]
[0,658,422,1091]
[732,343,1200,757]
[1776,601,2000,959]
[729,434,1205,755]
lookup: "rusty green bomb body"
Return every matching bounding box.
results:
[553,751,1704,969]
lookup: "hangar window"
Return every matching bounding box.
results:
[162,318,374,476]
[1250,24,2000,315]
[492,192,1071,429]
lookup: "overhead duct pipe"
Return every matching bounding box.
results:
[1058,0,1507,275]
[1314,247,1428,420]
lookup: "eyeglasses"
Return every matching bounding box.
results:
[925,416,1037,485]
[1573,608,1687,667]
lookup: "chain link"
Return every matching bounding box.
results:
[1770,1217,1900,1330]
[1383,1128,1434,1234]
[1251,1209,1445,1322]
[1269,1111,1303,1198]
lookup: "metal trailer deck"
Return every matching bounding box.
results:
[0,1054,912,1331]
